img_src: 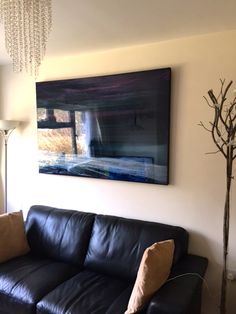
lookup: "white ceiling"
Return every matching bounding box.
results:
[0,0,236,65]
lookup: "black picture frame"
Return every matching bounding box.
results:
[36,68,171,184]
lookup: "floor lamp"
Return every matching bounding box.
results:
[0,120,20,213]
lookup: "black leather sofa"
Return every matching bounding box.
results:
[0,205,208,314]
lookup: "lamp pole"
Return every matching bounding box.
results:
[0,120,20,213]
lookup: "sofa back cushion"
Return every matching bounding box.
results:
[84,214,188,280]
[26,205,95,267]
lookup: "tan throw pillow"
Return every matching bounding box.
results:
[125,239,175,314]
[0,211,30,263]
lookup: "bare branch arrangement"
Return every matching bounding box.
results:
[199,80,236,314]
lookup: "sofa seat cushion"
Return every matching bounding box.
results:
[37,270,132,314]
[0,254,79,314]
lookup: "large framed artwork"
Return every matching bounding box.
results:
[36,68,171,184]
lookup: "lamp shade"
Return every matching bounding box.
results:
[0,120,20,131]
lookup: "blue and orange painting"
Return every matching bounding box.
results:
[36,68,171,184]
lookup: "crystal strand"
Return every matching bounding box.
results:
[5,0,13,56]
[41,0,46,61]
[34,0,40,77]
[18,0,24,72]
[18,0,22,72]
[12,0,16,72]
[2,2,8,56]
[11,1,15,59]
[47,0,52,34]
[0,1,3,21]
[12,0,18,72]
[23,0,29,73]
[29,0,34,75]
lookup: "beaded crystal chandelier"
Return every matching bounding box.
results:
[0,0,52,76]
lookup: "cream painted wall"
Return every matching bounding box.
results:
[0,30,236,314]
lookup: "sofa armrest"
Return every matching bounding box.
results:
[146,254,208,314]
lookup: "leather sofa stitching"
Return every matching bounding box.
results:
[36,208,54,251]
[9,261,53,299]
[58,212,75,259]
